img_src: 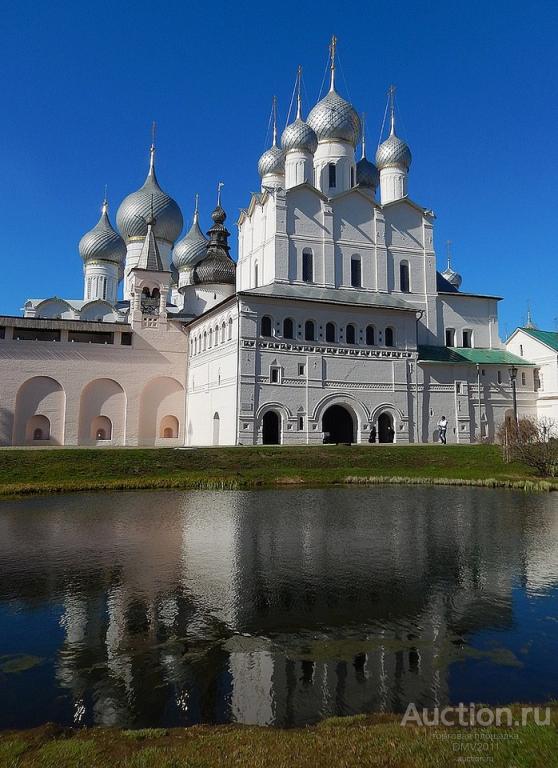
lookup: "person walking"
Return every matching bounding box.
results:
[438,416,448,444]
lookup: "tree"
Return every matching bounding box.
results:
[497,416,558,476]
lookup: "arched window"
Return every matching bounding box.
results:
[142,287,151,298]
[261,315,272,337]
[328,163,336,189]
[385,327,394,347]
[400,262,410,293]
[254,262,259,287]
[209,328,213,347]
[351,255,362,288]
[214,325,219,345]
[160,415,179,439]
[302,249,313,283]
[366,325,375,346]
[151,287,160,300]
[228,317,233,340]
[221,322,226,343]
[346,323,356,344]
[203,331,207,350]
[304,320,315,341]
[283,318,294,339]
[27,415,51,443]
[325,322,336,343]
[92,415,112,442]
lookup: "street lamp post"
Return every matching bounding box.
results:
[509,365,518,426]
[476,363,482,441]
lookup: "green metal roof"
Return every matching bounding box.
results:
[418,346,533,366]
[521,328,558,352]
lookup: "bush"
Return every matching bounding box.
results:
[497,416,558,476]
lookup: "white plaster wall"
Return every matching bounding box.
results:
[439,296,500,349]
[506,330,558,421]
[185,300,239,446]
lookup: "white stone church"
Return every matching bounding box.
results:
[0,41,553,448]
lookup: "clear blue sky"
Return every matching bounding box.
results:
[2,0,557,338]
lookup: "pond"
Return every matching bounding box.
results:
[1,486,558,728]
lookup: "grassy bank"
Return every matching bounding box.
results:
[1,710,557,768]
[0,444,555,498]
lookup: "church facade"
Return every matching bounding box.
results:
[0,43,545,448]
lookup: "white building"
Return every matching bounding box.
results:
[0,39,548,448]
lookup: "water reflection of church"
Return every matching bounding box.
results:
[2,489,557,727]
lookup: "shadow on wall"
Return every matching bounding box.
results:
[13,376,65,446]
[0,408,14,446]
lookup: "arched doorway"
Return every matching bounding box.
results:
[322,404,355,444]
[262,411,280,445]
[378,412,395,443]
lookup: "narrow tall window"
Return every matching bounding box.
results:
[521,371,526,386]
[326,322,336,343]
[283,318,294,339]
[445,328,455,347]
[254,262,259,287]
[400,262,410,293]
[328,163,336,189]
[385,327,394,347]
[497,370,502,384]
[302,249,313,283]
[350,167,355,187]
[346,324,356,344]
[261,316,272,337]
[350,256,362,288]
[304,320,315,341]
[366,325,375,346]
[462,329,472,348]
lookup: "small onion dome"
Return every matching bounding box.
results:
[116,146,183,245]
[281,118,317,154]
[257,144,285,177]
[172,205,208,271]
[376,128,412,171]
[79,201,126,264]
[307,89,361,147]
[441,263,462,289]
[193,201,236,285]
[357,156,379,188]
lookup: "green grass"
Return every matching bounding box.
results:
[0,444,554,497]
[1,709,557,767]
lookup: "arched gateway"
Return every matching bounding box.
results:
[378,412,395,443]
[322,404,355,444]
[262,411,280,445]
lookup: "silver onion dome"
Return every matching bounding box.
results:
[257,144,285,177]
[307,89,361,147]
[282,68,318,154]
[441,263,462,289]
[281,118,317,153]
[172,199,208,271]
[79,201,126,264]
[375,131,412,171]
[116,146,183,244]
